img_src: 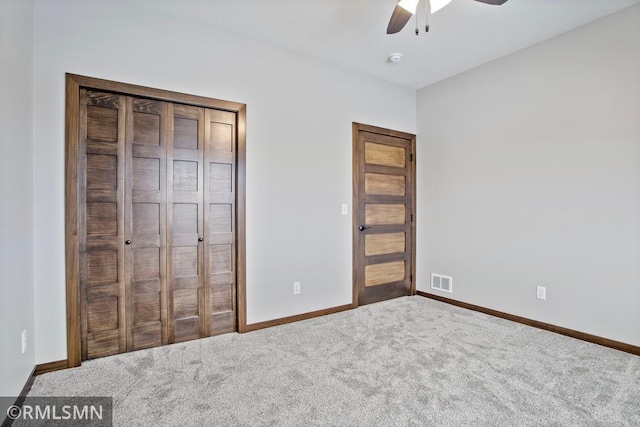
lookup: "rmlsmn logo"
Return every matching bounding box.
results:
[2,396,112,426]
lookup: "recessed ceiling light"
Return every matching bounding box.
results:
[388,53,403,63]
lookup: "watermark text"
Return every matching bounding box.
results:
[2,396,112,426]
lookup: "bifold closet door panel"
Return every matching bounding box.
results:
[167,104,205,343]
[204,109,237,336]
[76,80,242,360]
[124,97,168,351]
[80,90,127,359]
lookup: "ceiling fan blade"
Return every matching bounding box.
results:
[387,4,413,34]
[472,0,509,5]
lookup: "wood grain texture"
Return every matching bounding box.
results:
[365,260,405,287]
[87,330,120,359]
[86,297,118,332]
[168,104,205,343]
[235,105,247,333]
[131,323,162,350]
[210,204,232,233]
[132,248,160,280]
[204,108,237,337]
[174,317,200,342]
[66,74,244,111]
[132,111,160,146]
[209,245,232,272]
[174,117,198,150]
[353,123,416,306]
[246,304,353,332]
[210,163,232,193]
[173,204,198,235]
[365,142,405,168]
[210,122,233,152]
[173,161,199,191]
[210,284,233,312]
[365,173,405,196]
[35,360,69,375]
[173,288,199,319]
[365,233,405,256]
[365,204,406,225]
[132,203,160,235]
[66,74,247,363]
[86,250,118,283]
[132,158,160,190]
[85,203,117,236]
[173,247,198,277]
[86,106,118,142]
[133,293,161,324]
[126,97,167,351]
[65,75,82,367]
[352,123,361,308]
[86,154,117,190]
[81,90,127,360]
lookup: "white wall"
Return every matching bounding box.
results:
[417,5,640,346]
[32,0,416,363]
[0,0,36,405]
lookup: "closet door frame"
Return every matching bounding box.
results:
[65,73,247,368]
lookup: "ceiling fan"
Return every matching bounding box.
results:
[387,0,509,34]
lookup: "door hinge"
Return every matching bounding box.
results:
[410,274,413,282]
[410,214,413,222]
[410,153,413,162]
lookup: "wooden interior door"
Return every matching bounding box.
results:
[124,97,168,351]
[204,109,237,335]
[167,104,205,343]
[80,90,127,359]
[352,123,416,306]
[68,74,247,366]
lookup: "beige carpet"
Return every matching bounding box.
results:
[24,296,640,426]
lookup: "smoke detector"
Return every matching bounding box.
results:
[388,53,403,63]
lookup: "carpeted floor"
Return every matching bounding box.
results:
[25,296,640,426]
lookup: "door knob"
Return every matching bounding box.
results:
[125,240,132,245]
[359,225,371,231]
[198,237,204,242]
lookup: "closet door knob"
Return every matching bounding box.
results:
[198,237,204,242]
[125,240,132,245]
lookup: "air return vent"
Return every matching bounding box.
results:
[431,274,453,293]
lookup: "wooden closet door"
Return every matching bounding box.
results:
[167,104,205,343]
[80,90,126,359]
[124,97,168,350]
[204,109,237,335]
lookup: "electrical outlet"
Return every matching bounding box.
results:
[341,204,348,215]
[537,286,546,300]
[21,330,27,354]
[293,281,301,295]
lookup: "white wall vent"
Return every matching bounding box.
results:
[431,273,453,293]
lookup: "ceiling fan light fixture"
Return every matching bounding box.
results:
[430,0,452,14]
[387,0,509,35]
[398,0,419,15]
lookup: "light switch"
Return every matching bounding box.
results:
[341,204,348,215]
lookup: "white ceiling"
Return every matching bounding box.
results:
[131,0,640,89]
